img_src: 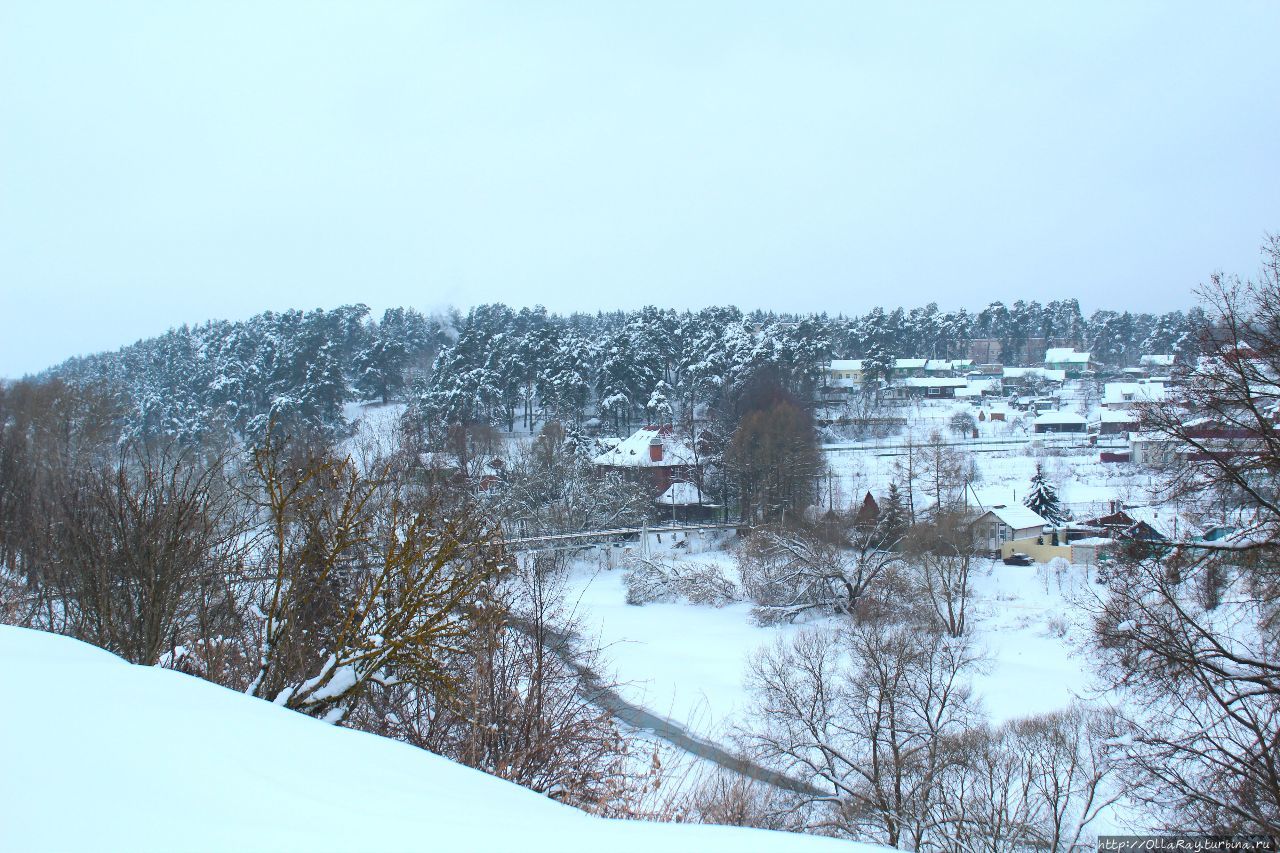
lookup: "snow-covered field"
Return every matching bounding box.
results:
[567,549,1099,741]
[564,408,1132,740]
[567,550,787,738]
[0,625,887,853]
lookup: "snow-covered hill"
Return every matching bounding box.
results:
[0,626,884,853]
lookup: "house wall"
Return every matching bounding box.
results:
[599,464,697,498]
[1070,543,1103,565]
[973,518,1044,552]
[1001,537,1073,563]
[1033,422,1086,434]
[1130,439,1177,465]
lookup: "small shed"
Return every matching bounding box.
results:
[654,482,719,522]
[1097,409,1139,435]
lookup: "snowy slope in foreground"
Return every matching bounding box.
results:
[0,627,879,853]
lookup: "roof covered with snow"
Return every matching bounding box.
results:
[591,426,697,468]
[828,357,934,372]
[900,377,969,387]
[655,481,714,506]
[1033,410,1087,425]
[1121,505,1196,539]
[1003,366,1067,382]
[979,503,1049,530]
[1140,354,1175,367]
[1102,382,1166,405]
[956,380,995,397]
[1044,348,1091,364]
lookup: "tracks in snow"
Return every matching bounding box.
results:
[506,614,824,798]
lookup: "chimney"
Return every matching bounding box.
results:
[649,437,663,462]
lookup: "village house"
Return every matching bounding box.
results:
[1129,431,1179,465]
[1044,347,1094,376]
[591,424,700,498]
[1003,366,1066,385]
[824,357,939,389]
[1078,507,1168,546]
[1096,409,1139,435]
[893,358,927,378]
[968,338,1003,364]
[970,504,1049,554]
[418,452,507,493]
[888,377,970,399]
[826,359,865,386]
[956,379,999,400]
[923,358,973,375]
[1102,380,1167,409]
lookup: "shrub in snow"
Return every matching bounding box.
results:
[737,524,903,625]
[622,556,739,607]
[1047,556,1072,593]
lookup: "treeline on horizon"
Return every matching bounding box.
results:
[32,298,1200,446]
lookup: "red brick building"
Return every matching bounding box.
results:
[591,424,700,497]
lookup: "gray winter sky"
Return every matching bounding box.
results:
[2,2,1278,378]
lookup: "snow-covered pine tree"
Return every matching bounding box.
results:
[1022,463,1070,525]
[646,381,673,425]
[880,481,908,539]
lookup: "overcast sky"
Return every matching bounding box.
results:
[2,2,1278,377]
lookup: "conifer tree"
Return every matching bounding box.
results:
[880,482,908,540]
[1023,463,1070,525]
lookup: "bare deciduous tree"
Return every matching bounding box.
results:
[933,705,1119,852]
[245,429,505,724]
[357,550,642,814]
[744,622,979,847]
[622,554,739,607]
[905,513,976,637]
[48,442,242,665]
[737,519,903,624]
[1094,238,1280,834]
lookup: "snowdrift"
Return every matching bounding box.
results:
[0,626,878,852]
